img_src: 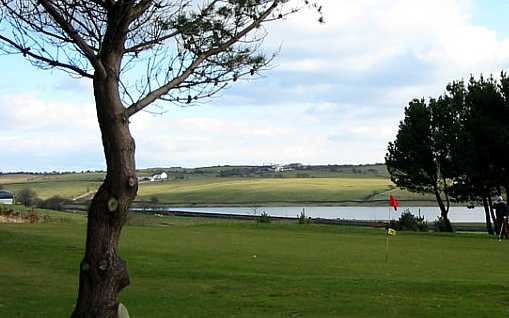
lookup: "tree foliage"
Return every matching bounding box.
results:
[16,187,38,207]
[387,73,509,233]
[0,0,320,112]
[386,97,455,231]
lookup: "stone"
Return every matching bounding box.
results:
[118,303,130,318]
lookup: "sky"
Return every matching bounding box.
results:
[2,0,509,172]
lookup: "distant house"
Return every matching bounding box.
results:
[273,165,284,172]
[150,172,168,181]
[272,165,293,173]
[0,191,14,205]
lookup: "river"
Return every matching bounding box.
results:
[162,206,487,223]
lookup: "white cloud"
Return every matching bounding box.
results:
[268,0,509,80]
[0,93,103,170]
[4,0,509,170]
[0,94,97,132]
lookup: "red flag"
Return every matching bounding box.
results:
[389,194,398,211]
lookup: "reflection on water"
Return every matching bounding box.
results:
[165,206,486,223]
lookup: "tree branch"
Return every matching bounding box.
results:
[124,30,180,53]
[130,0,153,19]
[88,0,112,10]
[0,33,93,78]
[38,0,106,77]
[125,0,280,117]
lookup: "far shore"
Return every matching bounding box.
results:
[130,200,458,208]
[63,199,472,209]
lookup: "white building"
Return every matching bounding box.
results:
[0,191,14,204]
[151,172,168,181]
[273,165,293,173]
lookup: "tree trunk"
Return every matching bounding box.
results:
[71,75,137,318]
[482,196,494,235]
[433,184,453,232]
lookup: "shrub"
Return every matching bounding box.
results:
[297,208,311,224]
[16,188,38,207]
[394,209,428,231]
[434,216,453,232]
[38,195,68,211]
[257,211,271,223]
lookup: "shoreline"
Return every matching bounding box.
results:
[129,200,463,208]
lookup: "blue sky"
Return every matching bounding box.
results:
[2,0,509,172]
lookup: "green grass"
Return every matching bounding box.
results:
[137,177,395,204]
[1,217,509,317]
[371,187,436,201]
[0,173,103,200]
[1,181,101,200]
[0,205,87,225]
[0,170,438,205]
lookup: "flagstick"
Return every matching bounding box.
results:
[385,195,391,263]
[385,231,389,263]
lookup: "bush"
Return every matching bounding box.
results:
[38,195,68,211]
[434,217,453,232]
[16,188,38,207]
[393,209,428,232]
[297,208,311,224]
[257,211,271,223]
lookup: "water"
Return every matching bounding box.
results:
[163,206,487,223]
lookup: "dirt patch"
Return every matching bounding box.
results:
[0,209,38,224]
[0,215,28,223]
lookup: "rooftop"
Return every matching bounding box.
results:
[0,190,13,199]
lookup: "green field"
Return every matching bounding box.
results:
[0,168,436,205]
[0,173,102,200]
[136,177,399,204]
[1,214,508,317]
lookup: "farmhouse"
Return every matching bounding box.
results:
[272,164,293,173]
[150,172,168,181]
[137,171,169,182]
[0,190,14,204]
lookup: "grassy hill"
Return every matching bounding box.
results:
[137,177,396,205]
[0,173,102,200]
[0,164,436,205]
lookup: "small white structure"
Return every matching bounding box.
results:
[0,191,14,204]
[273,165,292,173]
[151,172,168,181]
[274,165,284,172]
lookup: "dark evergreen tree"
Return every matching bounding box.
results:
[386,98,455,231]
[389,74,509,235]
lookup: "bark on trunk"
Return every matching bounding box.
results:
[71,75,137,318]
[433,184,453,232]
[482,196,494,235]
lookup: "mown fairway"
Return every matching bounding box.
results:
[137,177,398,204]
[1,216,509,317]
